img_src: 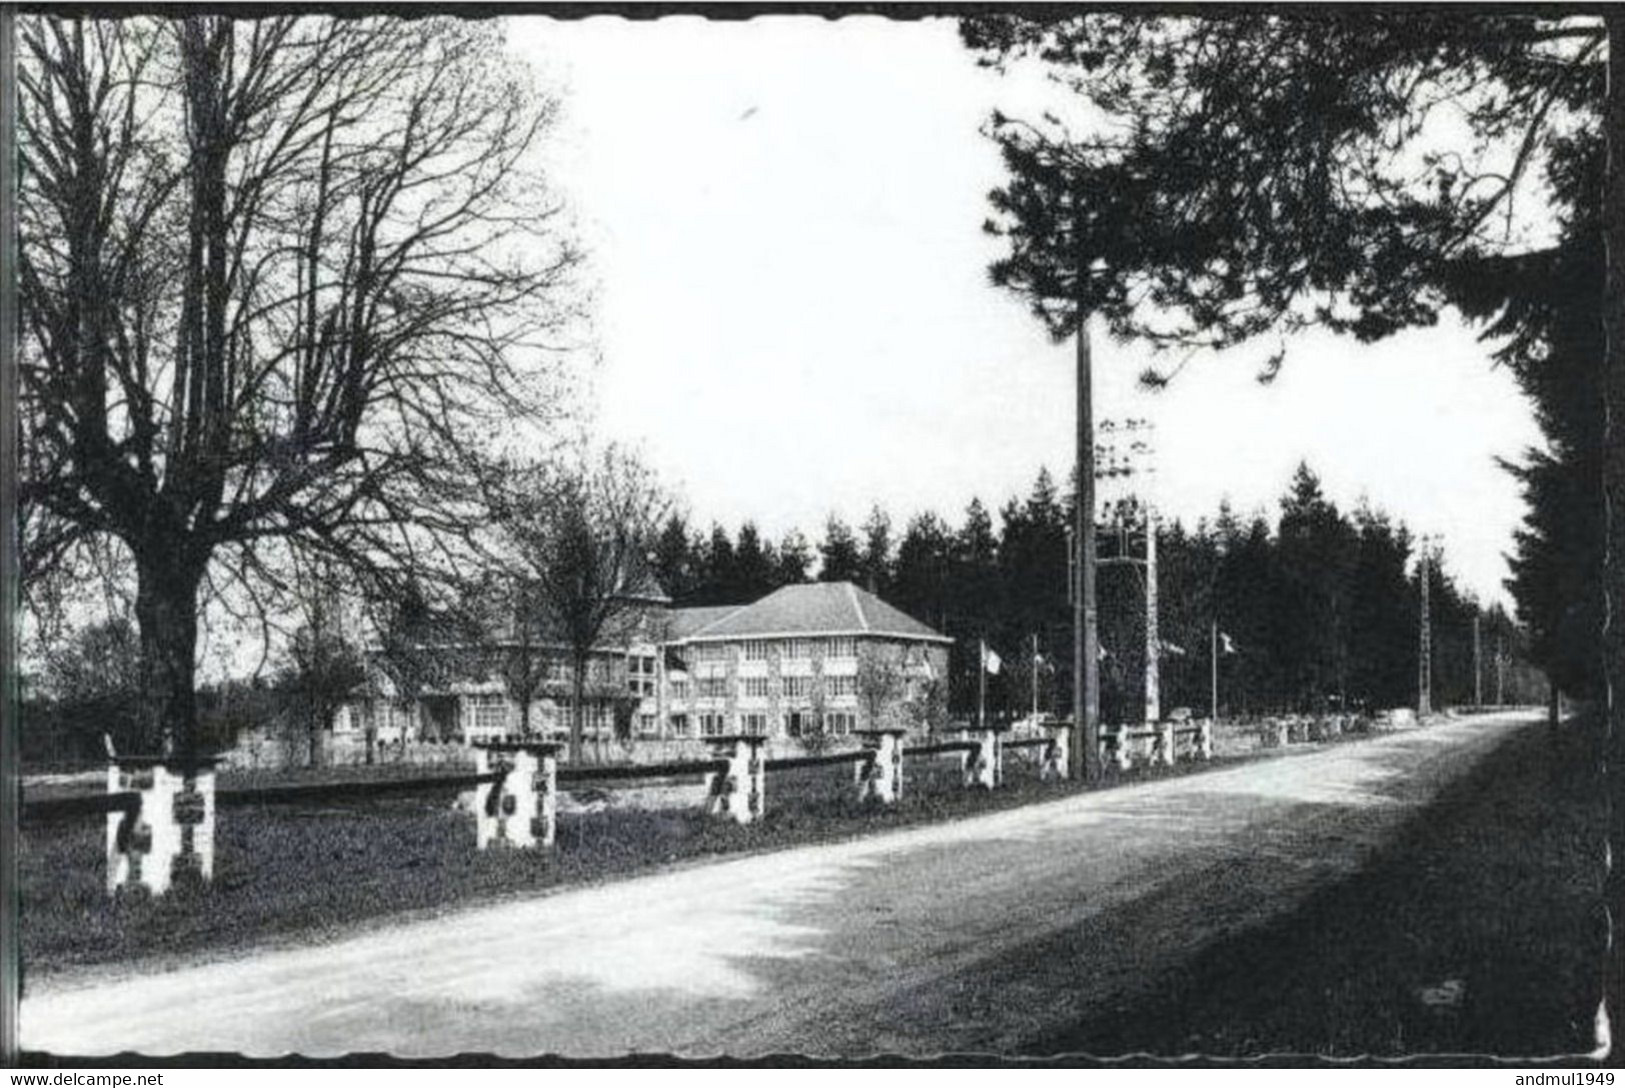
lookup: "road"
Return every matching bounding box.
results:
[22,711,1535,1059]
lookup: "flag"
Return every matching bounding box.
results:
[1219,632,1237,655]
[981,642,1002,675]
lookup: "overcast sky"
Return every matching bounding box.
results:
[509,15,1544,609]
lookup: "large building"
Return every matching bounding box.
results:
[337,581,952,758]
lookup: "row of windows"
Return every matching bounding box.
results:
[688,637,861,664]
[671,711,856,738]
[458,695,636,734]
[673,674,858,701]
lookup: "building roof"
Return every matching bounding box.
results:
[682,582,951,644]
[612,562,672,605]
[669,604,744,640]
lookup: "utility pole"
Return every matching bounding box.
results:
[1075,317,1100,779]
[1418,536,1433,719]
[1096,419,1159,726]
[1473,613,1482,710]
[1144,497,1159,725]
[1496,634,1505,706]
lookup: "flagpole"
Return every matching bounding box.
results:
[1032,633,1039,720]
[979,638,987,731]
[1210,620,1218,722]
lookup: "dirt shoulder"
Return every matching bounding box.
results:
[1030,714,1609,1062]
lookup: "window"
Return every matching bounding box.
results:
[742,641,771,661]
[741,676,771,700]
[699,677,728,698]
[826,637,856,659]
[783,639,811,660]
[826,712,855,736]
[699,712,728,738]
[470,694,508,735]
[827,675,857,698]
[638,713,658,736]
[669,713,691,737]
[740,713,768,736]
[626,654,657,696]
[694,643,730,663]
[782,676,810,699]
[670,679,691,701]
[787,711,814,737]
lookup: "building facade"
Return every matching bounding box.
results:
[336,581,952,758]
[662,582,951,742]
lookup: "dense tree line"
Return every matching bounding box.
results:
[1454,130,1606,707]
[646,464,1539,723]
[957,10,1612,720]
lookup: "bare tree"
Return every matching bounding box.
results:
[488,447,669,763]
[904,671,949,735]
[856,642,906,733]
[458,570,552,738]
[368,580,486,747]
[280,554,365,766]
[18,15,580,754]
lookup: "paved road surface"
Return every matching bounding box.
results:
[23,712,1535,1059]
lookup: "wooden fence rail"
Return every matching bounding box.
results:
[218,772,504,808]
[19,790,140,824]
[20,716,1233,899]
[902,741,980,758]
[764,750,873,773]
[558,759,729,784]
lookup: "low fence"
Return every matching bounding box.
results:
[20,716,1233,899]
[1095,720,1213,770]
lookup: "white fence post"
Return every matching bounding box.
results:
[1041,723,1071,781]
[706,735,766,824]
[855,729,904,804]
[472,740,560,850]
[1112,726,1134,771]
[1160,722,1176,767]
[1198,718,1213,760]
[107,756,217,897]
[962,727,1002,789]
